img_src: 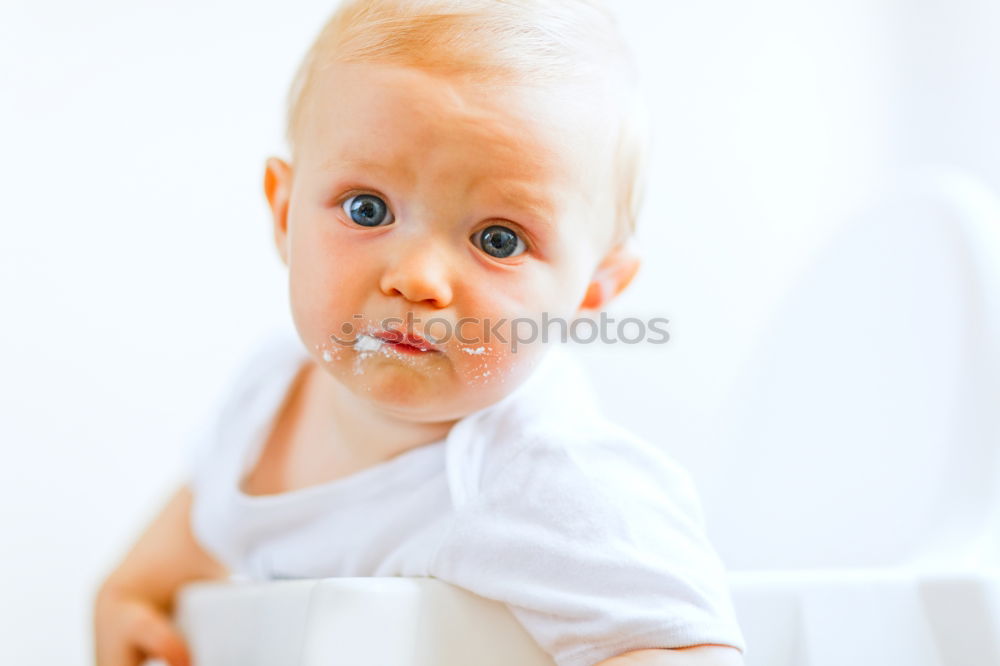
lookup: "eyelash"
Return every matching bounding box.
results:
[336,190,535,259]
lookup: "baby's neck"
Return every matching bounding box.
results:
[306,362,460,468]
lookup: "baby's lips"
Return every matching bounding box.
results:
[376,328,405,345]
[371,325,444,352]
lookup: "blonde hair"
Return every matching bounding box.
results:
[284,0,649,250]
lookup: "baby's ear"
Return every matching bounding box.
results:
[264,157,293,267]
[577,239,642,312]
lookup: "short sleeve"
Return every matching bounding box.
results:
[429,424,746,666]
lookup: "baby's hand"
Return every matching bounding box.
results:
[93,587,191,666]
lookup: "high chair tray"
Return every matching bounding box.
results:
[172,576,556,666]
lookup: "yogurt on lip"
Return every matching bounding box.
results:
[354,333,384,352]
[354,332,440,355]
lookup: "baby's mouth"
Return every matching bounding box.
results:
[355,332,442,355]
[369,326,443,353]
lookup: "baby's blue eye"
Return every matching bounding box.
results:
[474,225,526,259]
[342,194,393,227]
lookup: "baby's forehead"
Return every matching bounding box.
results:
[314,62,608,131]
[303,62,618,176]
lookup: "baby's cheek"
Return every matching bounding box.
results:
[448,320,547,390]
[453,341,503,386]
[443,287,551,388]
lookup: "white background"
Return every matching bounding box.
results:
[2,0,999,663]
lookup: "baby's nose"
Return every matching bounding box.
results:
[378,241,454,308]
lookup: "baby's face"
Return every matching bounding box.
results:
[267,62,620,422]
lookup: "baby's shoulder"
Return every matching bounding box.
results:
[491,411,692,479]
[472,414,704,524]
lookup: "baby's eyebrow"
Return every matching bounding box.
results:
[485,180,558,226]
[319,155,390,173]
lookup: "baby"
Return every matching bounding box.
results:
[94,1,746,665]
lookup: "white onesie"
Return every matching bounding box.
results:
[186,328,746,666]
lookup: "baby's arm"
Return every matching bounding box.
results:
[596,645,745,665]
[93,483,229,666]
